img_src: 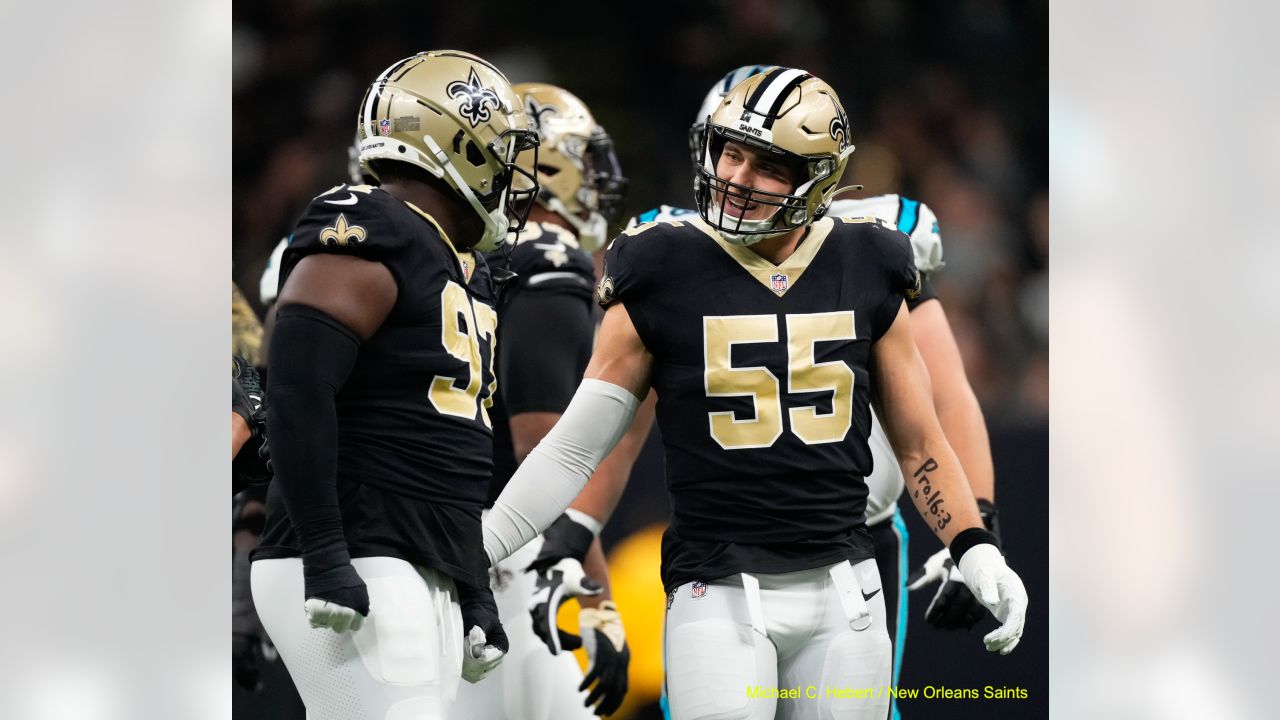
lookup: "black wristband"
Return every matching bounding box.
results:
[530,513,595,570]
[949,527,1000,565]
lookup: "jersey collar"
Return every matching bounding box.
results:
[690,216,835,297]
[403,200,477,284]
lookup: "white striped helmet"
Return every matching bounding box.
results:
[694,67,854,246]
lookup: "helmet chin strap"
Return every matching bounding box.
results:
[543,196,608,251]
[423,135,509,252]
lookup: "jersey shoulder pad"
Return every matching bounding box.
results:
[827,195,900,225]
[503,221,586,273]
[626,204,699,228]
[907,200,944,276]
[494,222,595,294]
[832,216,921,300]
[598,218,698,307]
[289,184,410,259]
[828,194,944,277]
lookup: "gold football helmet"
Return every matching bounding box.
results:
[695,67,855,246]
[513,83,627,251]
[688,65,776,168]
[356,50,539,251]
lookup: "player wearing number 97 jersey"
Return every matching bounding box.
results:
[250,50,539,720]
[254,182,500,581]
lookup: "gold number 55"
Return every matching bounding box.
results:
[704,311,855,450]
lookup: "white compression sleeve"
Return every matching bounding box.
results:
[482,378,641,566]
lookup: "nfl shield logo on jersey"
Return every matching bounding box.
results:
[692,581,708,599]
[378,119,392,136]
[770,273,789,294]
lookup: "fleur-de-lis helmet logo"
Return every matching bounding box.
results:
[447,68,502,128]
[828,106,850,147]
[524,96,560,130]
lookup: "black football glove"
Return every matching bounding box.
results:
[527,513,602,654]
[232,357,272,491]
[579,601,630,716]
[458,579,508,683]
[907,499,1003,630]
[232,356,266,433]
[300,550,369,633]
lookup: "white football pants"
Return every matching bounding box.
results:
[251,556,463,720]
[665,559,892,720]
[449,532,595,720]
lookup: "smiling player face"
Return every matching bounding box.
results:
[712,140,798,222]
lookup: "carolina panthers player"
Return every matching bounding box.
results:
[448,82,636,720]
[483,68,1028,720]
[638,66,1004,719]
[249,51,539,720]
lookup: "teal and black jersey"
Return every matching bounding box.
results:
[256,183,499,585]
[599,215,920,591]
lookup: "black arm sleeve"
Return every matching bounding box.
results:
[265,304,362,591]
[498,289,595,415]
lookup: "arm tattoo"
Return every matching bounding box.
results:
[912,457,952,530]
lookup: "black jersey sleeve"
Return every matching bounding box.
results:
[868,223,923,341]
[597,222,672,349]
[281,185,412,291]
[498,290,595,415]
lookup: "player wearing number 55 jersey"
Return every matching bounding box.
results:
[250,50,539,720]
[482,67,1028,720]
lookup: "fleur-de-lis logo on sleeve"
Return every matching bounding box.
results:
[319,214,367,247]
[447,68,502,128]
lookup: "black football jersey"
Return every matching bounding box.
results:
[599,215,920,591]
[486,220,597,301]
[255,183,498,585]
[484,221,598,504]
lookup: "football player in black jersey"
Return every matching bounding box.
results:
[449,82,649,720]
[249,51,539,720]
[671,67,1007,720]
[482,68,1028,720]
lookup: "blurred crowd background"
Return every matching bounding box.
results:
[233,1,1047,718]
[233,0,1047,422]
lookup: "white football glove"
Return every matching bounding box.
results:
[303,598,365,634]
[955,544,1028,654]
[461,625,507,683]
[458,580,508,683]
